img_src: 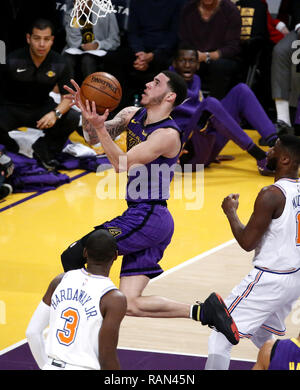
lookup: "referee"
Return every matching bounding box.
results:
[0,18,80,170]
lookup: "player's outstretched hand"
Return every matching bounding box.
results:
[64,79,109,130]
[63,79,83,111]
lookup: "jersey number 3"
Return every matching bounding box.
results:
[56,308,80,346]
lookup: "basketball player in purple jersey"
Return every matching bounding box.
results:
[171,45,278,175]
[62,71,240,346]
[253,331,300,370]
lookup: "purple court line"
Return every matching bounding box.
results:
[0,171,91,213]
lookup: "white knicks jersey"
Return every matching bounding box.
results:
[45,268,117,370]
[253,178,300,272]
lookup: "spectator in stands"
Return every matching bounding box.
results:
[128,0,182,73]
[170,44,278,175]
[0,19,80,171]
[63,0,120,82]
[234,1,290,142]
[235,0,269,106]
[106,0,184,108]
[271,0,300,135]
[179,0,241,99]
[262,0,290,45]
[0,0,68,54]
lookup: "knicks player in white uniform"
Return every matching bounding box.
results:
[26,230,127,370]
[205,135,300,370]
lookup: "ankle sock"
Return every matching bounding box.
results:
[191,303,203,322]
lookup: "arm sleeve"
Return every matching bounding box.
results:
[25,300,50,369]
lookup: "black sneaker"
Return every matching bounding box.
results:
[32,139,59,171]
[275,120,295,136]
[198,292,240,345]
[0,183,13,200]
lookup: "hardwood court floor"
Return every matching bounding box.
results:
[0,131,299,365]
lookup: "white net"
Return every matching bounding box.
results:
[70,0,116,27]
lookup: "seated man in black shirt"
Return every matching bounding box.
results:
[0,18,80,170]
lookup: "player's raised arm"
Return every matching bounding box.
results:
[222,185,285,252]
[64,79,139,142]
[104,106,140,139]
[126,127,181,166]
[81,99,181,172]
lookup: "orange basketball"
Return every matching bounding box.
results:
[80,72,122,114]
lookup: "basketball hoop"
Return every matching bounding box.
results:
[70,0,116,28]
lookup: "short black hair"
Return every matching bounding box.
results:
[162,70,187,107]
[279,135,300,165]
[85,229,117,264]
[174,42,199,61]
[28,18,55,35]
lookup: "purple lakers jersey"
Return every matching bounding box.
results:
[269,338,300,370]
[126,107,182,202]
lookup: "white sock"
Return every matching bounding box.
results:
[189,305,194,319]
[275,99,291,126]
[205,329,233,370]
[205,354,230,370]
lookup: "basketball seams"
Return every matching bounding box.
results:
[80,72,122,114]
[80,90,114,110]
[82,82,120,102]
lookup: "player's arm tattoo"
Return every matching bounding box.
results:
[82,106,139,141]
[105,106,139,139]
[82,116,100,145]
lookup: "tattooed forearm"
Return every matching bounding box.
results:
[82,116,91,132]
[82,116,100,145]
[82,106,139,144]
[105,106,139,139]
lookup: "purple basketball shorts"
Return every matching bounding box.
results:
[97,202,174,278]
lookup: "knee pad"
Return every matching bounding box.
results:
[61,239,86,272]
[61,228,106,271]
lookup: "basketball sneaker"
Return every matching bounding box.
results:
[193,292,239,345]
[275,120,294,136]
[32,139,59,171]
[0,183,13,200]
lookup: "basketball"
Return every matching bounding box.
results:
[80,72,122,114]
